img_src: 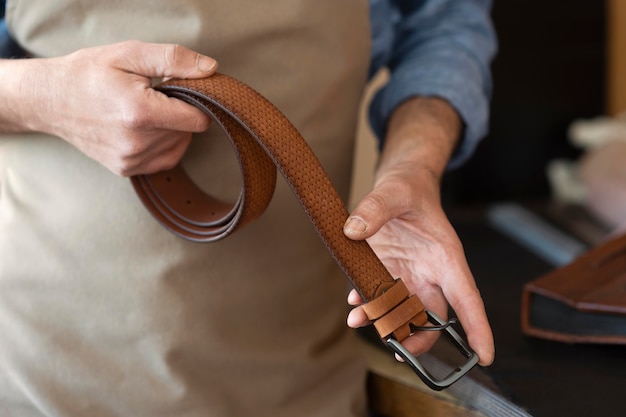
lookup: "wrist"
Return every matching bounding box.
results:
[0,57,48,133]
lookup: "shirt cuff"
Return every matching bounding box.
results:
[369,56,490,170]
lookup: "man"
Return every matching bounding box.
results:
[0,1,496,416]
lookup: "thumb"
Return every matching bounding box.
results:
[116,40,218,80]
[343,186,402,241]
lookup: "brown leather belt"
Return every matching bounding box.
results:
[130,73,477,390]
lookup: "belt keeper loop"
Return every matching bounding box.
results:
[362,279,409,321]
[372,295,426,339]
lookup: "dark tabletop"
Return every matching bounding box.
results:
[448,206,626,417]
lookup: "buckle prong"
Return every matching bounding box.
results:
[385,311,479,391]
[410,317,458,332]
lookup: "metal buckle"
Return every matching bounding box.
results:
[385,310,479,391]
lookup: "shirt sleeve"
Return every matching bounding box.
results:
[0,0,25,58]
[368,0,497,169]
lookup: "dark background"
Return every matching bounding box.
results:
[437,3,626,416]
[443,0,607,205]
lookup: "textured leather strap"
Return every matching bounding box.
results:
[131,73,428,340]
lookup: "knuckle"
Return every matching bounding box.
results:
[118,104,150,131]
[111,132,146,167]
[362,192,388,214]
[117,39,137,52]
[191,114,212,132]
[163,43,183,70]
[114,151,142,177]
[117,140,142,159]
[109,161,131,177]
[376,179,415,209]
[111,40,142,60]
[116,168,133,178]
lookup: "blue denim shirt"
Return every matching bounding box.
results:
[0,1,22,59]
[369,0,496,168]
[0,0,496,168]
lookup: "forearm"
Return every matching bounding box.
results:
[370,0,496,168]
[375,96,462,188]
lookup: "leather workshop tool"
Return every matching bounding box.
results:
[131,73,478,390]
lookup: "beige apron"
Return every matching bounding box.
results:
[0,1,371,416]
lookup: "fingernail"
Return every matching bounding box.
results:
[197,55,218,73]
[344,216,367,236]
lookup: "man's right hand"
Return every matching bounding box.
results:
[0,40,218,176]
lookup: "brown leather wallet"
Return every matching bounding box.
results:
[130,73,478,389]
[521,232,626,344]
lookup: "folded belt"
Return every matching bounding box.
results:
[130,73,477,390]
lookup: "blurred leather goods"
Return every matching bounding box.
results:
[521,232,626,344]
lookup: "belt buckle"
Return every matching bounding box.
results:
[385,310,479,391]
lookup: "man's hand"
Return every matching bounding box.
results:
[0,40,218,176]
[343,97,495,366]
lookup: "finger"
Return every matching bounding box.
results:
[398,329,443,361]
[347,288,363,306]
[451,292,495,366]
[346,306,370,329]
[441,271,495,366]
[343,184,405,241]
[397,289,449,356]
[142,88,213,133]
[130,132,194,176]
[116,40,218,80]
